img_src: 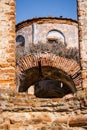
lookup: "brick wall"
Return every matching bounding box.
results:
[0,0,16,93]
[17,54,81,92]
[78,0,87,88]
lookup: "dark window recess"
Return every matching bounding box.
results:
[16,35,25,46]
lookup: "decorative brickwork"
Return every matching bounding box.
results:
[17,54,81,91]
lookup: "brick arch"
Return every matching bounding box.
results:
[17,53,81,91]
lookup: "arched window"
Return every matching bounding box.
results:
[47,30,65,44]
[16,35,25,46]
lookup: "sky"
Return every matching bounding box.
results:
[16,0,77,24]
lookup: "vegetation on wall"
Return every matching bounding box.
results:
[16,40,80,64]
[16,44,25,61]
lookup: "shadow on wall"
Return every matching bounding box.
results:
[32,79,73,98]
[21,79,75,98]
[18,65,78,98]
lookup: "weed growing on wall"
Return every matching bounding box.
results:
[16,40,79,64]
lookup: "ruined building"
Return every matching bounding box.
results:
[0,0,87,130]
[16,17,80,96]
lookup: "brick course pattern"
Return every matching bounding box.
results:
[0,91,87,130]
[17,53,81,90]
[78,0,87,89]
[0,0,16,92]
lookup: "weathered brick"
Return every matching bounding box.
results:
[0,0,16,93]
[78,0,87,89]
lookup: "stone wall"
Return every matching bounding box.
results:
[78,0,87,89]
[0,91,87,130]
[0,0,16,93]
